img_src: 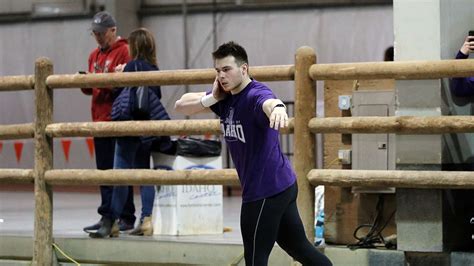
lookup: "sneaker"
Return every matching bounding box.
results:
[315,238,325,247]
[118,220,134,231]
[89,218,119,238]
[83,217,104,233]
[129,216,153,236]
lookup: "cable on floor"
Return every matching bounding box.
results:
[347,195,396,250]
[52,243,81,266]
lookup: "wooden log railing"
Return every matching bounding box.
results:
[308,116,474,134]
[0,63,297,266]
[308,169,474,189]
[0,123,35,140]
[45,118,294,138]
[4,51,474,265]
[46,120,221,137]
[0,75,34,91]
[0,169,34,184]
[309,59,474,80]
[46,65,295,88]
[45,169,240,186]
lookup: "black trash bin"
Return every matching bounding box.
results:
[176,138,221,157]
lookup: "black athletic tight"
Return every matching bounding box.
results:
[240,182,333,266]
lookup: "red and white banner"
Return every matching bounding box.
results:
[0,138,96,169]
[13,141,24,163]
[85,137,95,159]
[61,139,72,163]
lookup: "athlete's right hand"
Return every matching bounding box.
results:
[212,77,228,101]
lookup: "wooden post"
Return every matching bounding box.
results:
[33,57,54,266]
[294,46,316,241]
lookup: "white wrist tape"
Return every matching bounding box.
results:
[201,94,218,107]
[272,103,286,112]
[271,100,286,112]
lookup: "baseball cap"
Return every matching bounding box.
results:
[90,11,116,33]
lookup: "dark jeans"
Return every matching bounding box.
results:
[111,137,155,221]
[240,182,332,266]
[94,137,136,224]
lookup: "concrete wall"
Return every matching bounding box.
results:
[441,0,474,165]
[394,0,474,252]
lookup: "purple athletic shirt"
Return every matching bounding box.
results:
[210,80,296,202]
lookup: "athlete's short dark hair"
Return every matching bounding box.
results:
[212,41,248,66]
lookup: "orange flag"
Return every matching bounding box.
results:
[14,141,24,163]
[85,137,95,158]
[61,139,72,162]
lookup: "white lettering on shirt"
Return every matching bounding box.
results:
[221,107,246,143]
[222,124,245,143]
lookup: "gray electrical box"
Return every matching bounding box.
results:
[351,90,395,193]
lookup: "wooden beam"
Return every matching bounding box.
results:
[308,116,474,134]
[309,59,474,80]
[308,169,474,189]
[0,169,34,184]
[0,123,34,140]
[45,119,294,138]
[45,169,240,186]
[46,65,294,89]
[46,120,220,137]
[0,75,34,91]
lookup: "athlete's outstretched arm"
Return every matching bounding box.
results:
[262,99,288,130]
[174,91,209,115]
[174,77,227,115]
